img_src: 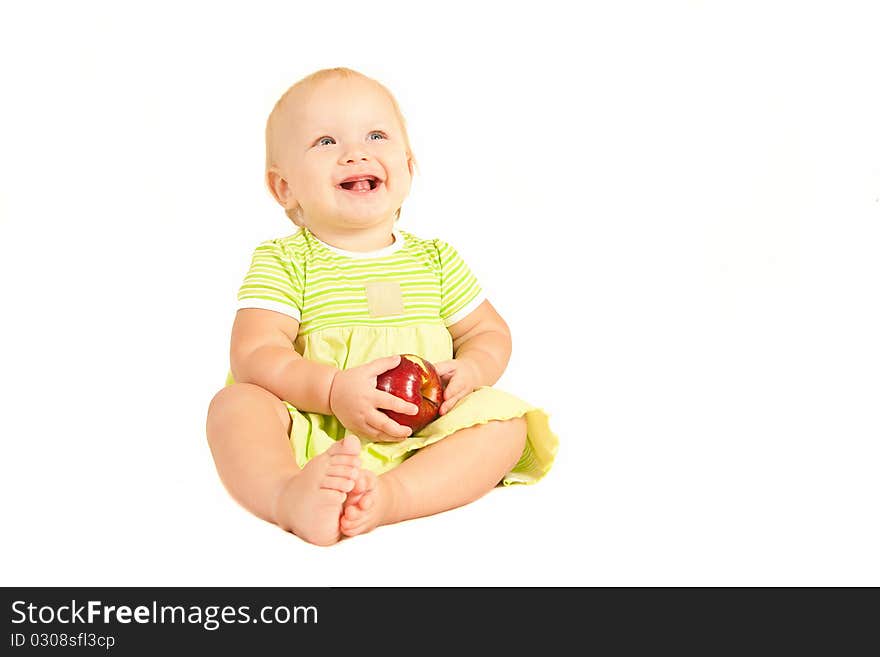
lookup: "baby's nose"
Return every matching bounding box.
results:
[340,145,370,163]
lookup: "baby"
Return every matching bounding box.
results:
[206,67,558,546]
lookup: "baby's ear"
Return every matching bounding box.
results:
[266,168,293,206]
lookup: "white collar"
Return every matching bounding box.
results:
[308,228,404,259]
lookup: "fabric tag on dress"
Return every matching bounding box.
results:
[364,280,405,317]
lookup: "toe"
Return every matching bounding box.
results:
[340,517,371,537]
[326,464,359,480]
[343,502,363,521]
[357,492,374,510]
[327,434,361,456]
[343,490,375,519]
[350,471,369,495]
[357,469,378,492]
[321,476,356,493]
[342,434,361,455]
[329,454,361,469]
[340,513,369,534]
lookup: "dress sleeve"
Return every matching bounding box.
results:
[434,238,486,326]
[236,239,304,321]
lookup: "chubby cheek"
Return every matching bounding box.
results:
[300,168,334,200]
[386,156,413,194]
[391,149,412,174]
[300,153,334,184]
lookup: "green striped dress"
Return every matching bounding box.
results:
[227,227,558,484]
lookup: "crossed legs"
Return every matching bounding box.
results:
[206,383,527,546]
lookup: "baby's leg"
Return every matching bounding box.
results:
[206,383,360,546]
[340,417,527,537]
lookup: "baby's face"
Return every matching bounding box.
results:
[270,76,413,232]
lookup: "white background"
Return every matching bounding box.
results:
[1,1,878,586]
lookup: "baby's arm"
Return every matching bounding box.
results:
[433,299,513,415]
[230,308,418,439]
[230,309,337,414]
[447,299,512,386]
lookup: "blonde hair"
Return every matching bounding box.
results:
[265,67,419,226]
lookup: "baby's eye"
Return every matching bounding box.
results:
[369,131,387,141]
[317,137,335,146]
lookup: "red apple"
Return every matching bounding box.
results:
[376,354,445,434]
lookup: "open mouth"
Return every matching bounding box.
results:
[337,176,382,193]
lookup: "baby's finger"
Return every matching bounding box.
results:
[443,382,462,401]
[366,427,403,443]
[433,360,455,377]
[369,354,402,375]
[440,394,462,415]
[375,391,420,415]
[368,413,412,441]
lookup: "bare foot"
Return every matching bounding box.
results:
[340,470,393,537]
[274,435,361,546]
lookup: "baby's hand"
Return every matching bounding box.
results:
[329,355,420,443]
[434,358,480,415]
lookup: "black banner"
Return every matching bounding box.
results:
[1,587,875,652]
